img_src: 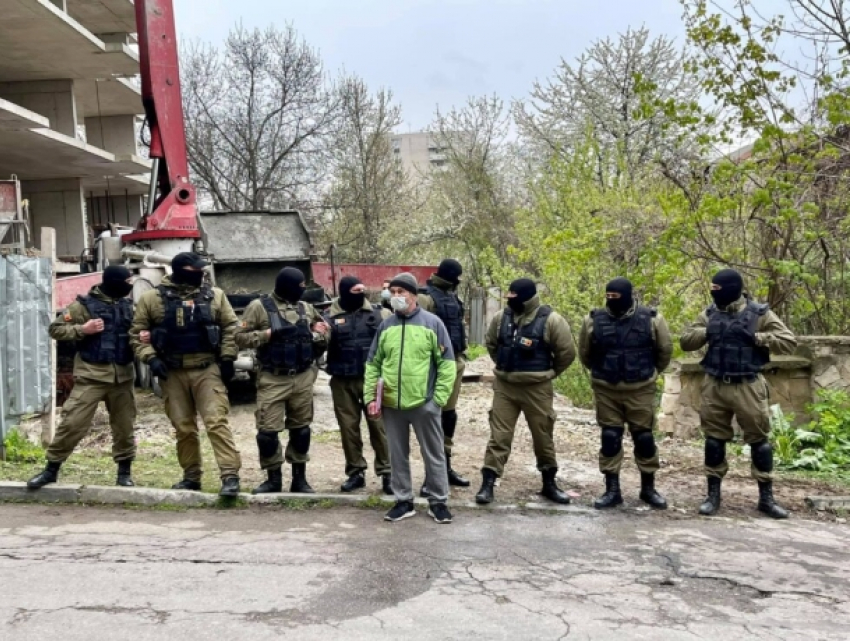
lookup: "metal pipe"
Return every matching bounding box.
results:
[146,157,160,217]
[120,247,175,266]
[329,243,337,297]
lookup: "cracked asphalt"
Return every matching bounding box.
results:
[1,503,848,640]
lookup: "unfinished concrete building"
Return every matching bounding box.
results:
[0,0,149,264]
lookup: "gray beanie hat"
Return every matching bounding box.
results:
[389,272,418,295]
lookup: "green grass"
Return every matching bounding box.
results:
[465,344,488,360]
[356,494,394,509]
[276,497,336,510]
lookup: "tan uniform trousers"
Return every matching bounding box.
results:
[255,367,317,468]
[161,363,241,481]
[700,374,772,481]
[594,383,660,475]
[483,377,558,476]
[330,375,390,477]
[47,377,136,463]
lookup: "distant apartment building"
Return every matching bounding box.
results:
[0,0,149,261]
[390,132,448,179]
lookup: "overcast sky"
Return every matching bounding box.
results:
[170,0,776,132]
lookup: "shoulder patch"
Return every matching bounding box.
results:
[336,318,346,325]
[64,313,73,322]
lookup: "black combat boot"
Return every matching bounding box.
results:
[639,472,668,510]
[540,468,571,505]
[252,468,283,494]
[340,472,365,493]
[447,453,470,487]
[475,469,497,504]
[382,473,393,495]
[757,481,789,519]
[593,473,623,509]
[219,476,241,497]
[698,477,722,516]
[172,478,202,491]
[27,461,62,489]
[290,463,315,493]
[116,459,135,487]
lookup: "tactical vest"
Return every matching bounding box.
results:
[325,305,383,377]
[495,306,553,372]
[152,285,220,367]
[424,284,467,355]
[256,296,314,374]
[590,305,657,385]
[701,299,771,378]
[77,295,134,365]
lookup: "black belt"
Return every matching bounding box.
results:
[262,365,311,376]
[713,374,758,384]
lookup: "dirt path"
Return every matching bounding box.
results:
[24,357,845,520]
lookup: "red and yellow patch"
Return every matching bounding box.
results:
[63,313,73,322]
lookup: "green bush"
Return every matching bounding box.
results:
[554,366,594,409]
[465,344,489,361]
[2,428,44,463]
[771,390,850,475]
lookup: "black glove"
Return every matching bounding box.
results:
[219,359,235,384]
[148,357,169,381]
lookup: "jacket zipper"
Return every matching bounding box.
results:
[397,317,406,409]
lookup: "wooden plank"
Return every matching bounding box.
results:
[41,226,57,448]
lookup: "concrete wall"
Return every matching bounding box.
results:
[658,337,850,438]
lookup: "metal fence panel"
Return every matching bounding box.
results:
[0,255,53,449]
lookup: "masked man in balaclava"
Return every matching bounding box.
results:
[29,266,138,489]
[578,277,673,510]
[681,268,797,518]
[131,252,243,497]
[417,259,471,494]
[236,267,330,494]
[475,278,577,506]
[324,276,392,494]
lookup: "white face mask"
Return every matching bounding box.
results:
[381,288,391,300]
[390,296,409,312]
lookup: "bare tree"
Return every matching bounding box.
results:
[317,76,412,263]
[514,26,699,183]
[181,23,338,213]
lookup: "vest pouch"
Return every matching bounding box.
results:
[206,325,221,350]
[517,336,539,352]
[152,327,168,352]
[623,351,653,383]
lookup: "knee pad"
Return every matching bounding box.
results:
[632,430,657,459]
[600,427,625,458]
[289,426,312,455]
[704,437,727,468]
[256,430,280,459]
[750,440,773,473]
[441,410,458,439]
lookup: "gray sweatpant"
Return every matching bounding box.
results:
[383,400,449,505]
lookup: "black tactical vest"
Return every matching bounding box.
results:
[701,299,771,378]
[425,284,467,355]
[325,305,383,378]
[590,305,657,384]
[152,285,220,367]
[256,296,314,374]
[496,306,553,372]
[77,295,134,365]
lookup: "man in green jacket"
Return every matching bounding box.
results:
[131,252,242,497]
[681,268,797,519]
[364,273,457,524]
[28,266,137,489]
[475,278,576,506]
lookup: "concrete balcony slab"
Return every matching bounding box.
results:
[0,97,51,130]
[0,0,139,82]
[66,0,136,36]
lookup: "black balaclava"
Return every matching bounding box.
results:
[171,253,205,288]
[710,269,743,308]
[508,278,537,314]
[436,258,463,286]
[275,267,306,304]
[100,265,133,299]
[605,277,633,317]
[339,275,365,312]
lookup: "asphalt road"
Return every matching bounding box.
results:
[1,503,848,640]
